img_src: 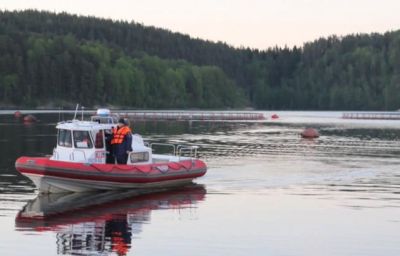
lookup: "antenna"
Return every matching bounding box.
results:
[62,106,65,121]
[73,104,79,120]
[81,106,85,121]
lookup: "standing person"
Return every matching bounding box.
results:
[111,118,133,164]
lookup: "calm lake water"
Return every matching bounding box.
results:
[1,111,400,256]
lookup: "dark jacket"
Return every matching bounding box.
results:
[112,126,133,158]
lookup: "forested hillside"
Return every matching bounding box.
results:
[0,10,399,110]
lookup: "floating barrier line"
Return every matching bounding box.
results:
[115,111,265,121]
[342,112,400,120]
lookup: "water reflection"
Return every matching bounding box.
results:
[4,112,400,255]
[15,185,206,255]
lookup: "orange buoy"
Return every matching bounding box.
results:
[271,114,279,119]
[14,111,22,118]
[23,114,38,123]
[301,128,319,138]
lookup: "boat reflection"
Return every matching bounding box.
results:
[15,185,206,255]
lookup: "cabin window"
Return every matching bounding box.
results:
[73,130,93,149]
[130,152,149,163]
[58,129,72,147]
[94,130,104,149]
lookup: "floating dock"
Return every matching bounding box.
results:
[2,110,266,121]
[117,111,265,121]
[342,112,400,120]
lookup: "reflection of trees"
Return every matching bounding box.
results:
[16,185,206,256]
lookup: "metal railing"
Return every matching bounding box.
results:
[149,143,199,158]
[177,145,198,158]
[149,143,176,155]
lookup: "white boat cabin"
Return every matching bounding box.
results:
[50,109,199,165]
[51,110,153,165]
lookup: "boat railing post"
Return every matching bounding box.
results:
[81,106,85,120]
[177,145,199,159]
[73,104,79,120]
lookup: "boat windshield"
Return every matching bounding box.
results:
[58,129,72,148]
[73,130,93,149]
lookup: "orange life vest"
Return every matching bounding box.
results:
[111,126,132,145]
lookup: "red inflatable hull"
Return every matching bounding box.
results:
[15,157,207,193]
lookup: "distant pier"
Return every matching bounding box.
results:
[342,112,400,120]
[116,111,265,121]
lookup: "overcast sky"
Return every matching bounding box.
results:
[1,0,399,49]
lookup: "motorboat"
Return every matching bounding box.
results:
[15,108,207,193]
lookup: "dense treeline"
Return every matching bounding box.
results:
[0,10,400,110]
[0,32,243,108]
[258,35,400,110]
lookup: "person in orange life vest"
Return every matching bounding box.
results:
[111,118,132,164]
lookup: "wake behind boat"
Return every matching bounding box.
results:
[15,108,207,193]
